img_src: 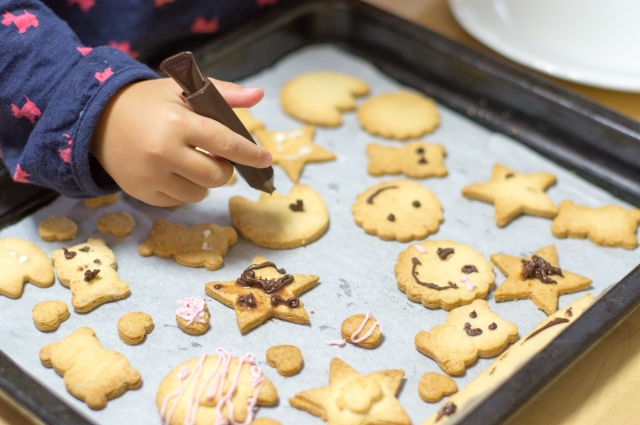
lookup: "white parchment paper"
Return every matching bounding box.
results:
[1,45,639,425]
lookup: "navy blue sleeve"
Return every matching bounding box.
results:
[0,0,158,198]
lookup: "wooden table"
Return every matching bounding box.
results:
[2,1,640,424]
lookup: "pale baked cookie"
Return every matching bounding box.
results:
[233,108,264,133]
[38,216,77,241]
[254,126,336,182]
[157,349,278,425]
[40,327,142,410]
[266,345,304,376]
[414,299,519,376]
[51,238,130,313]
[252,419,282,425]
[358,91,439,140]
[97,212,135,237]
[341,312,382,349]
[418,372,457,403]
[395,240,495,311]
[229,184,329,249]
[352,179,443,242]
[290,357,411,425]
[551,200,640,249]
[491,245,592,315]
[462,164,558,227]
[420,294,594,425]
[281,71,369,127]
[367,142,447,179]
[118,312,154,345]
[205,256,319,334]
[175,297,210,335]
[0,237,54,298]
[139,219,237,270]
[226,170,237,186]
[32,300,69,332]
[84,193,119,208]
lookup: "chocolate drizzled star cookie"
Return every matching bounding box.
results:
[491,245,592,315]
[462,164,558,227]
[204,256,319,334]
[367,142,447,178]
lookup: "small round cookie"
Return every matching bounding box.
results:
[1,237,55,299]
[118,312,154,345]
[266,345,304,376]
[358,91,439,139]
[38,216,77,241]
[418,372,457,403]
[252,419,282,425]
[281,71,369,127]
[84,193,119,208]
[341,313,382,349]
[229,184,329,249]
[32,300,69,332]
[176,297,210,335]
[352,179,443,242]
[97,212,136,237]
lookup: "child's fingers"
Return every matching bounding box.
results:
[209,78,264,108]
[146,192,183,208]
[160,173,209,203]
[174,149,234,188]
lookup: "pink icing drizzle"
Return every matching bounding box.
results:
[459,275,475,291]
[176,297,206,325]
[350,312,382,344]
[414,245,426,253]
[324,339,346,347]
[159,365,191,422]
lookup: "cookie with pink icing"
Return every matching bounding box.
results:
[176,297,210,335]
[340,312,383,349]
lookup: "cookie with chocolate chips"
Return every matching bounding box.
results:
[366,142,447,179]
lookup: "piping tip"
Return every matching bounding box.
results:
[260,177,276,194]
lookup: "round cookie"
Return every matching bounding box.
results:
[281,71,369,127]
[176,297,210,335]
[352,179,443,242]
[357,91,439,139]
[84,193,119,208]
[0,237,55,299]
[418,372,457,403]
[38,216,77,241]
[395,240,495,310]
[341,313,382,349]
[229,184,329,249]
[266,345,303,376]
[97,212,136,237]
[118,312,154,345]
[252,419,282,425]
[32,300,69,332]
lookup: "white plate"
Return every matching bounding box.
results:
[448,0,640,92]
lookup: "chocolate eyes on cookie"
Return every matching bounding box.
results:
[386,200,422,222]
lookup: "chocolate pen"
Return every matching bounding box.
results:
[159,51,275,194]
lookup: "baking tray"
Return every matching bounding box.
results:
[2,1,640,424]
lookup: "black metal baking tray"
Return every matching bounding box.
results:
[2,1,640,424]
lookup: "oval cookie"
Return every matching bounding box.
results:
[32,300,69,332]
[38,216,77,241]
[97,212,135,237]
[341,313,382,349]
[118,312,154,345]
[176,297,210,335]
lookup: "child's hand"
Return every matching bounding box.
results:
[90,78,272,206]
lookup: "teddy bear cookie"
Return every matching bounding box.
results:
[176,297,210,335]
[357,91,439,139]
[290,357,411,424]
[281,71,369,127]
[491,245,592,315]
[157,349,278,425]
[229,184,329,249]
[139,219,237,270]
[266,345,304,376]
[462,164,558,227]
[395,240,495,311]
[32,300,69,332]
[38,216,78,241]
[352,179,443,242]
[205,256,319,334]
[97,211,135,237]
[414,299,519,376]
[0,237,54,299]
[254,126,336,182]
[551,200,640,249]
[118,312,154,345]
[40,327,142,410]
[418,372,458,403]
[50,238,130,313]
[84,193,119,208]
[233,108,264,133]
[367,142,448,179]
[341,312,383,349]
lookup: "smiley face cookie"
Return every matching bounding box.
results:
[341,312,383,349]
[367,142,447,179]
[38,216,78,241]
[0,238,54,299]
[176,297,210,335]
[414,299,519,376]
[229,184,329,249]
[32,300,69,332]
[118,312,154,345]
[395,240,495,311]
[84,193,119,208]
[418,372,457,403]
[139,219,237,270]
[266,345,304,376]
[352,179,443,242]
[97,212,135,237]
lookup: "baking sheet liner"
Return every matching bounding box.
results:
[0,45,638,425]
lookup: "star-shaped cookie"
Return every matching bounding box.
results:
[204,256,319,334]
[289,357,411,425]
[254,126,336,182]
[462,164,558,227]
[491,245,592,315]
